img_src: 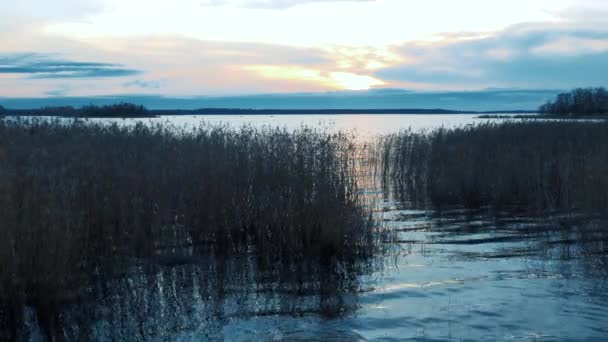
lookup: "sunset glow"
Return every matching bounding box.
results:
[0,0,607,97]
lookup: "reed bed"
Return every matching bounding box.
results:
[0,118,383,340]
[380,121,608,213]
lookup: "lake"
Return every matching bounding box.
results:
[207,205,608,341]
[11,114,608,341]
[82,113,500,137]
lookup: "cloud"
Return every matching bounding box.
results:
[0,36,346,96]
[0,0,102,21]
[376,21,608,89]
[0,53,140,79]
[201,0,374,10]
[113,37,331,66]
[45,84,71,97]
[532,36,608,56]
[3,2,608,96]
[124,79,167,89]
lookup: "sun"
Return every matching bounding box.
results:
[329,72,385,90]
[244,65,386,91]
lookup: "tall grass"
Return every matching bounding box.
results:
[0,118,383,340]
[380,121,608,213]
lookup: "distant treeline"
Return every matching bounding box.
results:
[1,103,152,118]
[138,108,535,115]
[539,87,608,116]
[152,108,467,115]
[80,103,149,117]
[0,105,535,117]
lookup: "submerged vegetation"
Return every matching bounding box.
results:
[381,121,608,213]
[0,119,385,340]
[539,87,608,116]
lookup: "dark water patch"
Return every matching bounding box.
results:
[363,289,430,302]
[417,316,450,325]
[355,315,425,330]
[468,309,503,318]
[590,326,608,333]
[406,338,464,342]
[390,224,433,232]
[392,239,425,245]
[270,328,368,341]
[429,235,525,245]
[482,250,537,259]
[444,287,465,294]
[468,324,494,331]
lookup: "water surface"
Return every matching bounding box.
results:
[86,113,502,137]
[193,201,608,341]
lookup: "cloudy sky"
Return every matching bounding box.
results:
[1,0,607,98]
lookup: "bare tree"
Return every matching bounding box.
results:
[540,87,608,116]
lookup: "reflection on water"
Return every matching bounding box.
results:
[24,253,382,340]
[39,186,607,341]
[216,212,605,341]
[207,204,608,341]
[355,205,608,341]
[145,114,491,138]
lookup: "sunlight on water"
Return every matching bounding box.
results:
[32,113,504,137]
[121,114,493,137]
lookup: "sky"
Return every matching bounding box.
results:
[1,0,607,106]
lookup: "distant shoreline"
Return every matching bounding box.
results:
[1,108,537,118]
[476,114,608,120]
